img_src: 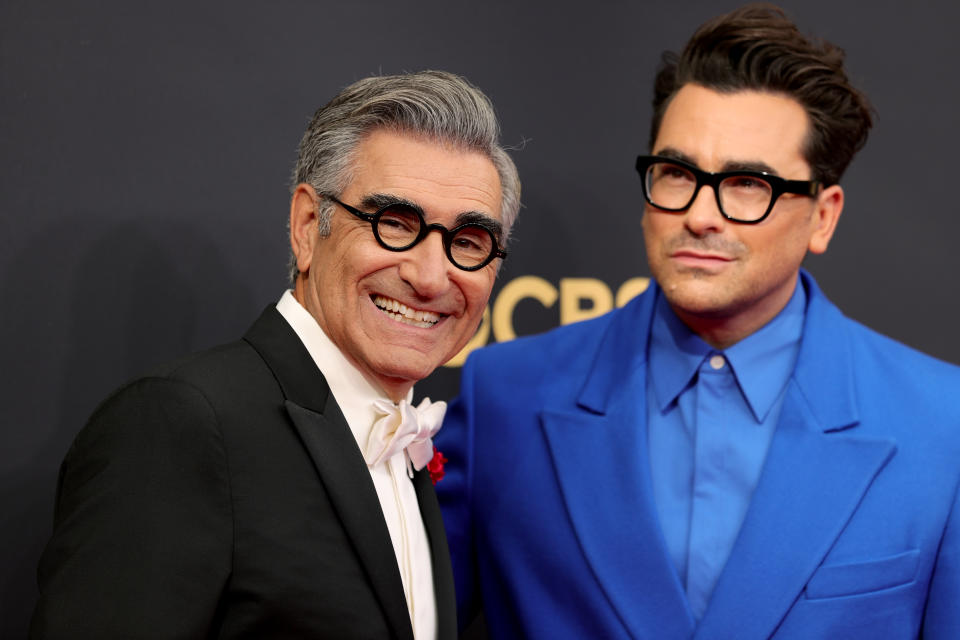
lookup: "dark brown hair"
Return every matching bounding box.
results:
[650,3,872,186]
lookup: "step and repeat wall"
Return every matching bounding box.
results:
[3,1,959,634]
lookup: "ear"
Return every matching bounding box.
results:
[807,184,843,255]
[289,183,320,274]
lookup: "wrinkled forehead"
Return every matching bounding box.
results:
[654,84,813,178]
[341,129,503,221]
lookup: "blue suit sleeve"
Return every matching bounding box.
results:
[435,356,481,631]
[923,480,960,638]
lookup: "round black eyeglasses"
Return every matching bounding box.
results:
[636,155,821,223]
[325,195,507,271]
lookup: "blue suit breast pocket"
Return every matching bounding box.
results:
[804,549,920,599]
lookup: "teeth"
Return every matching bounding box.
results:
[372,295,441,328]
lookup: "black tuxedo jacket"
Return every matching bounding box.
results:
[31,307,456,639]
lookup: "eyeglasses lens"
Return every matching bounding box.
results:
[646,161,774,222]
[718,175,773,222]
[646,162,697,210]
[449,226,494,268]
[374,205,495,269]
[375,206,421,248]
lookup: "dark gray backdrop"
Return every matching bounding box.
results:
[3,1,958,635]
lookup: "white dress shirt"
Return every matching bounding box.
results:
[276,290,437,640]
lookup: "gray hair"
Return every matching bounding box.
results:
[288,70,521,281]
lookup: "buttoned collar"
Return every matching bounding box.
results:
[649,277,807,422]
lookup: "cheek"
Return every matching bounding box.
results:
[641,212,672,247]
[640,211,653,236]
[321,226,397,275]
[460,273,496,314]
[343,248,403,284]
[747,225,806,272]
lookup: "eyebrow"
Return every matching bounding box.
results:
[359,192,504,240]
[456,211,504,241]
[655,147,780,177]
[360,193,418,211]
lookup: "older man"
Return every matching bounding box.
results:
[31,70,519,639]
[437,5,960,639]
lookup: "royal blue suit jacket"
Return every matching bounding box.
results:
[436,272,960,639]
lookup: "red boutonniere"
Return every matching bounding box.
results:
[427,446,447,485]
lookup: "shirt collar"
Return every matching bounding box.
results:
[275,290,411,450]
[649,277,807,422]
[649,289,711,413]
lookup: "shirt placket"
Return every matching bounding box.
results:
[686,352,737,618]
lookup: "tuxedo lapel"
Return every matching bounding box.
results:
[541,289,696,639]
[245,307,414,640]
[694,274,898,638]
[286,399,414,640]
[412,469,457,639]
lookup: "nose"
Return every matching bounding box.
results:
[397,230,453,298]
[683,184,726,236]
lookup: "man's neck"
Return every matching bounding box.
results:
[669,280,800,350]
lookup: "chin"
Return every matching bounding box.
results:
[660,282,735,318]
[376,357,440,387]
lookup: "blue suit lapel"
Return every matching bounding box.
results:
[694,273,897,638]
[540,288,696,639]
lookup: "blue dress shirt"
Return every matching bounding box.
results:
[647,278,807,620]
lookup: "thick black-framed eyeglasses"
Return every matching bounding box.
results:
[636,155,821,224]
[325,195,507,271]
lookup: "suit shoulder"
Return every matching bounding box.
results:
[79,373,226,456]
[147,338,265,384]
[842,314,960,383]
[79,338,277,450]
[832,315,960,450]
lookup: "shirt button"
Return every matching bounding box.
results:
[709,354,726,370]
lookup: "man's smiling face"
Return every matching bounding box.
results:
[291,129,503,400]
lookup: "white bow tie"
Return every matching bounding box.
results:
[363,397,447,475]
